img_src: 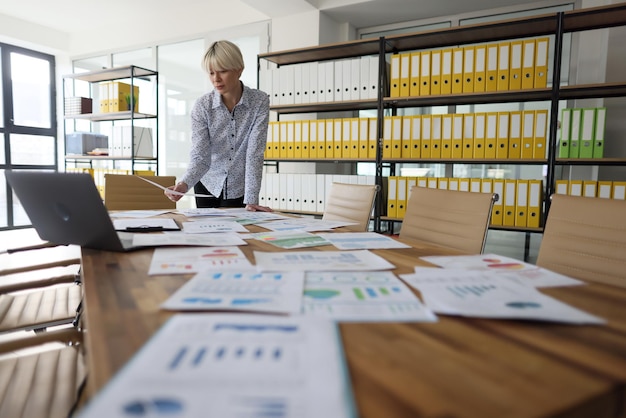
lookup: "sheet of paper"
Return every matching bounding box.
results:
[177,208,238,218]
[420,253,584,287]
[230,212,292,225]
[302,271,437,322]
[161,270,305,314]
[182,220,249,234]
[248,231,332,249]
[109,209,174,218]
[254,250,395,272]
[113,218,180,231]
[400,269,604,324]
[316,232,411,250]
[76,314,357,418]
[148,246,252,275]
[133,232,247,248]
[255,218,357,232]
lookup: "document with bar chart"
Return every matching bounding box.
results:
[302,271,437,322]
[161,270,305,314]
[148,247,252,275]
[77,314,357,418]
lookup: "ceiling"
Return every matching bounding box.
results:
[0,0,549,37]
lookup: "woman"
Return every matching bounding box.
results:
[165,40,272,212]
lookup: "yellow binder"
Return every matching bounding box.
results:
[497,42,510,91]
[521,110,535,159]
[328,119,337,158]
[390,54,400,97]
[301,120,310,159]
[555,179,569,195]
[358,118,369,159]
[452,47,464,94]
[396,176,407,218]
[409,52,421,97]
[534,37,549,88]
[569,180,583,197]
[401,116,412,159]
[470,178,482,193]
[294,120,302,158]
[481,178,493,196]
[463,46,475,93]
[462,113,474,159]
[430,114,442,159]
[420,50,431,96]
[503,179,517,227]
[309,119,318,158]
[441,48,453,95]
[583,180,598,198]
[266,121,276,159]
[448,177,459,191]
[383,116,392,159]
[533,109,548,159]
[438,177,449,190]
[613,181,626,200]
[400,53,411,97]
[421,114,432,159]
[508,111,522,159]
[598,180,613,199]
[441,114,453,159]
[458,178,470,192]
[474,44,487,93]
[410,115,422,159]
[341,118,351,158]
[316,119,326,159]
[491,179,504,226]
[350,118,360,159]
[430,49,442,95]
[515,179,528,227]
[286,121,295,159]
[527,179,542,228]
[387,176,397,218]
[509,40,523,90]
[473,112,486,159]
[496,112,509,159]
[486,43,499,92]
[368,118,377,159]
[452,114,464,159]
[391,115,403,159]
[521,39,536,90]
[279,121,287,158]
[485,112,498,159]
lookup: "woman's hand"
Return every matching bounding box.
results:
[165,182,189,202]
[246,204,273,212]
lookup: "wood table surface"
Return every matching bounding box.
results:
[76,223,626,418]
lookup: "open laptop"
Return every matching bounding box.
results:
[6,170,150,252]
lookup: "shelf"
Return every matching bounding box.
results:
[562,3,626,33]
[64,111,157,122]
[266,158,376,163]
[556,158,626,166]
[384,13,557,52]
[558,82,626,100]
[382,158,547,165]
[63,65,157,83]
[259,38,381,66]
[384,88,553,108]
[65,155,157,161]
[380,217,544,233]
[270,99,378,115]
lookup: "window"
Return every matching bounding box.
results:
[0,43,56,230]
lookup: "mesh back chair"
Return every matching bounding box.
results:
[536,194,626,288]
[0,327,86,418]
[104,174,177,211]
[400,186,496,254]
[322,182,378,232]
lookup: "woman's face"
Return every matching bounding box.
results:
[209,68,243,96]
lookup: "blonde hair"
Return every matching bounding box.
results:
[202,40,244,73]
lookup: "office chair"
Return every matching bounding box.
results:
[322,182,378,232]
[399,186,496,254]
[536,194,626,288]
[104,174,177,211]
[0,327,86,418]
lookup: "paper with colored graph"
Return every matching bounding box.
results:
[254,250,395,272]
[400,268,603,324]
[316,232,411,250]
[182,219,249,234]
[148,247,252,275]
[420,253,583,287]
[76,314,357,418]
[161,270,305,314]
[134,232,247,248]
[302,271,437,322]
[247,231,332,249]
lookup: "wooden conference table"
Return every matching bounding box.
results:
[77,217,626,417]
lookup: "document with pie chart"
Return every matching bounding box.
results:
[76,314,357,418]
